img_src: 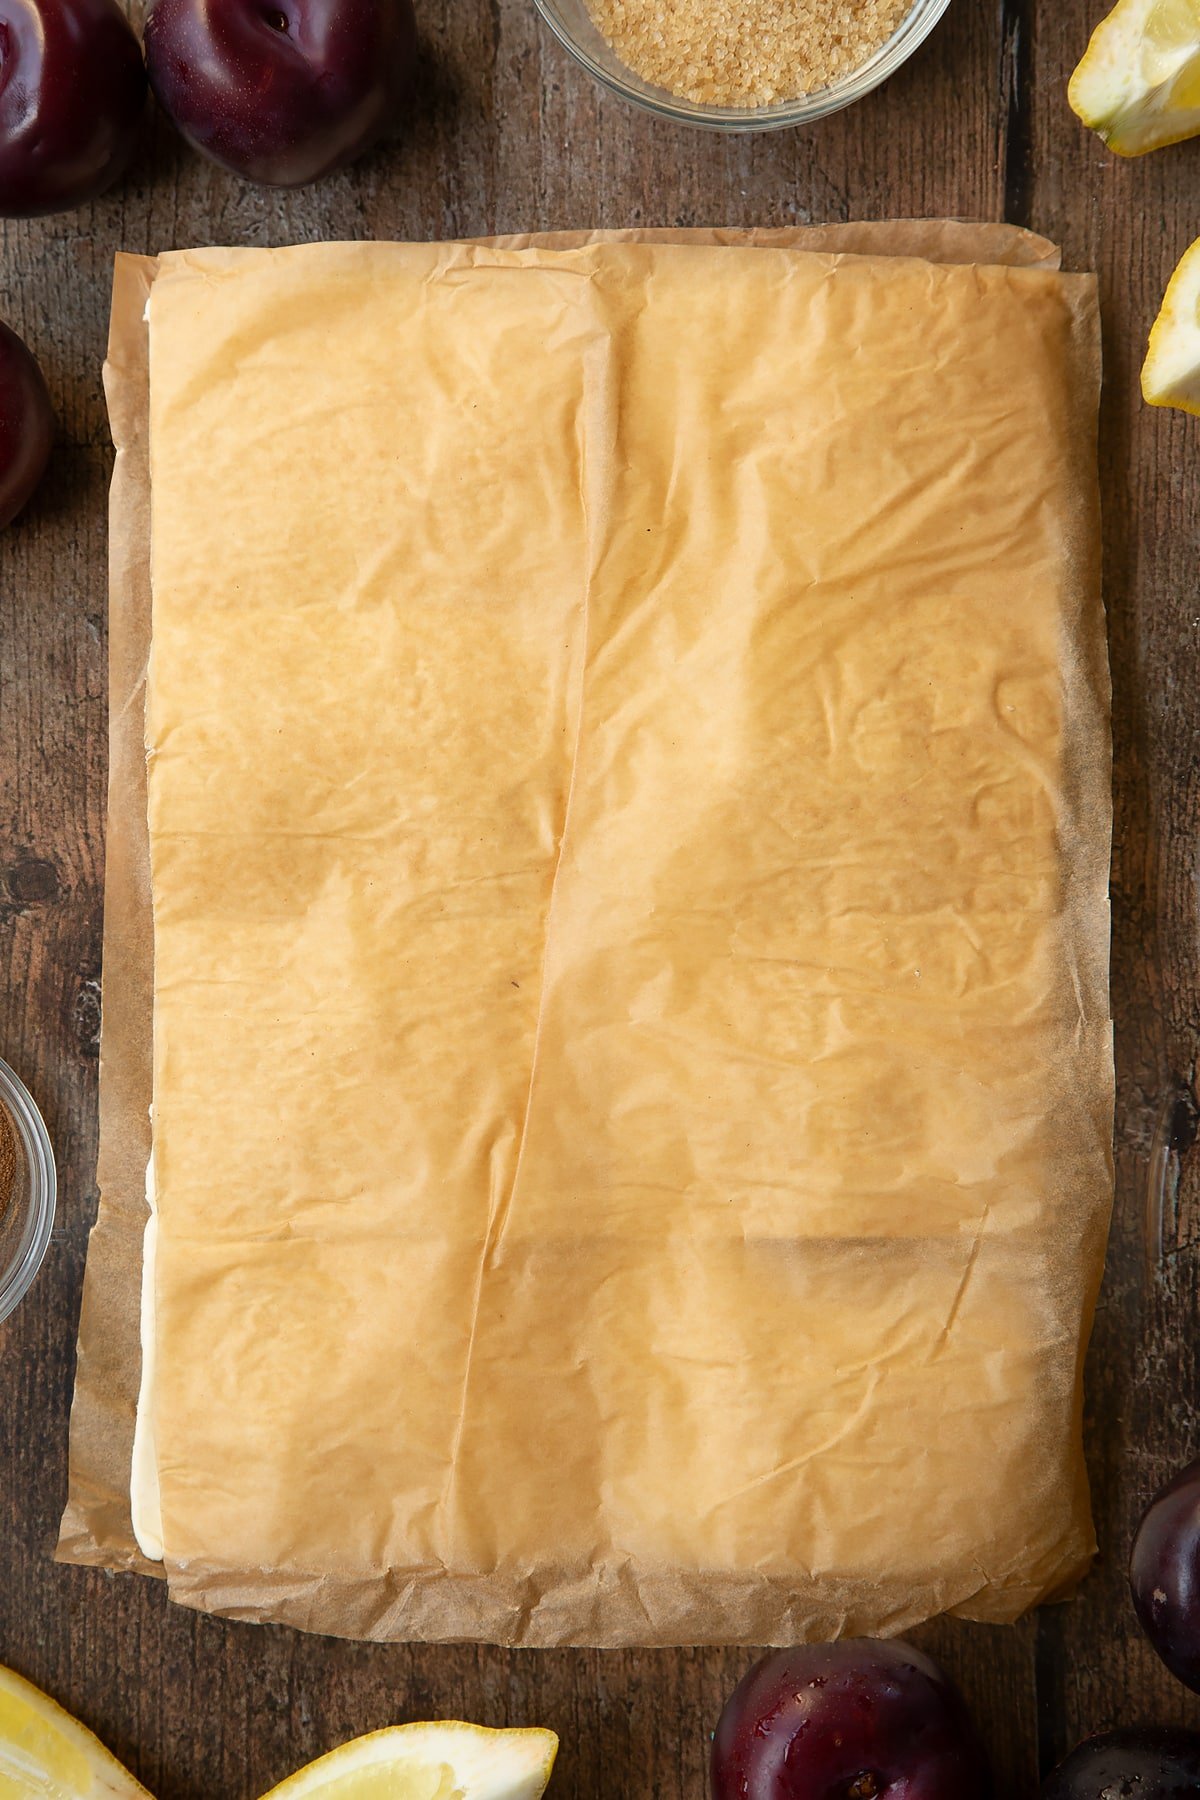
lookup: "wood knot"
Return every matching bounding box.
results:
[7,857,60,904]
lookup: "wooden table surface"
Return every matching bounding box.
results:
[2,1,1199,1794]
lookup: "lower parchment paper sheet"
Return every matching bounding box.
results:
[59,225,1114,1647]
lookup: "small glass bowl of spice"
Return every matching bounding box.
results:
[0,1057,56,1324]
[533,0,952,128]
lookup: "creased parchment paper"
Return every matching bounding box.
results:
[59,224,1114,1648]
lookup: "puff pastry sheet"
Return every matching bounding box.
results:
[61,229,1112,1647]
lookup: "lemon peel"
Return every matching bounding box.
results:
[0,1664,151,1800]
[259,1722,559,1800]
[1144,235,1200,413]
[1070,0,1200,154]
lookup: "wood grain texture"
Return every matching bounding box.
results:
[1024,0,1200,1769]
[0,0,1179,1791]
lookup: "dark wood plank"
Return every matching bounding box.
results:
[1025,4,1200,1777]
[0,0,1129,1792]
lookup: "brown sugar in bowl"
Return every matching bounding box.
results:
[532,0,953,128]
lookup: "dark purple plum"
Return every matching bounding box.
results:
[143,0,418,188]
[711,1640,992,1800]
[0,322,52,528]
[1131,1459,1200,1692]
[1040,1729,1200,1800]
[0,0,147,217]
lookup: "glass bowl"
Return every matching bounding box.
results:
[0,1057,56,1324]
[532,0,953,130]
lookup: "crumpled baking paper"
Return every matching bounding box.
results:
[58,225,1113,1647]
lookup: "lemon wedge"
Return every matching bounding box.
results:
[259,1723,559,1800]
[1069,0,1200,154]
[0,1664,151,1798]
[1143,235,1200,412]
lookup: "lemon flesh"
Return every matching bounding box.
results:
[1143,235,1200,412]
[259,1724,559,1800]
[1070,0,1200,153]
[0,1666,151,1799]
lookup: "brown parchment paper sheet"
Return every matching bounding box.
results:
[59,223,1113,1649]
